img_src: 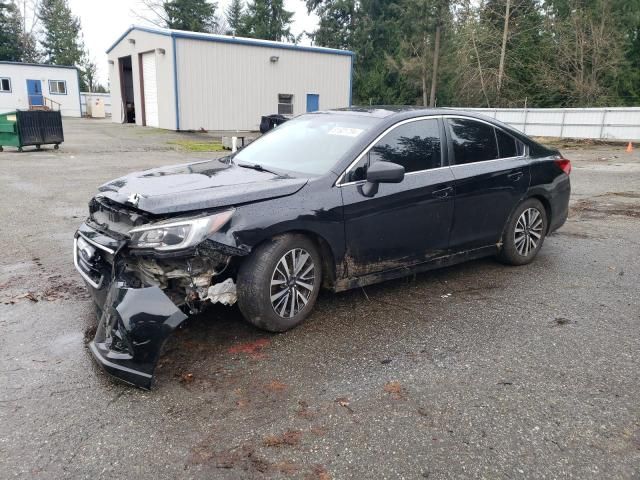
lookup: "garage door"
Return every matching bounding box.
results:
[142,52,159,127]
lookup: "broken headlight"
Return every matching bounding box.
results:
[128,210,234,251]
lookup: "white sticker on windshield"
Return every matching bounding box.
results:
[328,127,364,137]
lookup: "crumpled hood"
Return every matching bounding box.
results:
[97,159,308,215]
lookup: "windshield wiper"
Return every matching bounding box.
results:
[236,162,280,175]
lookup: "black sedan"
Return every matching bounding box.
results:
[74,107,571,388]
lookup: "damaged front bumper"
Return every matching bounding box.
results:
[74,223,239,389]
[90,282,188,389]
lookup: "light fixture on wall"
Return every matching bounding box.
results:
[128,38,136,45]
[270,56,279,63]
[156,48,166,55]
[108,60,114,65]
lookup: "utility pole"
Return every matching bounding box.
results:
[429,23,441,107]
[497,0,511,100]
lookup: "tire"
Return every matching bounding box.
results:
[498,198,548,266]
[237,234,322,332]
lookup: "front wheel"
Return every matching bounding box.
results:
[237,234,322,332]
[498,198,548,266]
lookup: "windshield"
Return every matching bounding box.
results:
[234,114,380,175]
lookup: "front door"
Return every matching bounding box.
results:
[306,94,319,113]
[26,79,43,107]
[340,117,455,277]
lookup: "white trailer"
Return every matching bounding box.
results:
[0,61,81,117]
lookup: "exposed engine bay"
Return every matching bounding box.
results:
[126,249,237,312]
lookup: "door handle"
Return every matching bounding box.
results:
[432,186,453,198]
[508,171,524,181]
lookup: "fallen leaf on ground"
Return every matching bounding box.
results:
[265,380,288,392]
[15,292,38,302]
[228,338,271,358]
[263,429,302,447]
[274,460,298,474]
[307,464,331,480]
[384,381,406,400]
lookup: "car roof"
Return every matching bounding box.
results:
[314,106,557,157]
[318,106,440,118]
[317,106,505,121]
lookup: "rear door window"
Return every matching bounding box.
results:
[446,118,499,165]
[347,118,441,182]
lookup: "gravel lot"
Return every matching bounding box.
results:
[1,118,639,479]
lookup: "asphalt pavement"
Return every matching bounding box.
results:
[1,118,639,479]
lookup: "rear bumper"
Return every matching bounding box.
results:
[75,228,188,389]
[549,177,571,233]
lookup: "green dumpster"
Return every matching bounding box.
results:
[0,110,64,152]
[0,112,19,151]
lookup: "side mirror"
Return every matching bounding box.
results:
[359,161,405,197]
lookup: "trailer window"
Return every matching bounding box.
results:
[278,94,293,115]
[0,78,10,93]
[49,80,67,95]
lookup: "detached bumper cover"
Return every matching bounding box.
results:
[74,228,189,389]
[89,282,188,389]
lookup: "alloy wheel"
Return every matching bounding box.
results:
[514,207,544,256]
[270,248,316,318]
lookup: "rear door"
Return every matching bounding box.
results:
[340,117,455,277]
[445,117,529,250]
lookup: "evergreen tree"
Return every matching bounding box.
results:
[242,0,293,41]
[20,30,41,63]
[306,0,356,49]
[39,0,85,66]
[164,0,218,32]
[140,0,218,32]
[226,0,244,34]
[0,0,25,61]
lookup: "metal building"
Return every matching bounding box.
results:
[0,61,81,117]
[106,26,354,131]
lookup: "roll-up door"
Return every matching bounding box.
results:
[141,52,159,127]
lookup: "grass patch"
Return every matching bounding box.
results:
[168,140,225,152]
[132,127,164,135]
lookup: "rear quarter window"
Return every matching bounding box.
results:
[496,129,522,158]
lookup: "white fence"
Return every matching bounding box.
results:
[452,107,640,141]
[80,92,112,117]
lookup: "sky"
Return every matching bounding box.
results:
[64,0,319,87]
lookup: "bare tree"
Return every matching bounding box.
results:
[540,0,625,106]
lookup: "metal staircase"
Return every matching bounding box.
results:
[28,96,62,112]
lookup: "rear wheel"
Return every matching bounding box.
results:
[498,198,547,266]
[237,234,322,332]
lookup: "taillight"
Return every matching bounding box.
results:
[555,157,571,175]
